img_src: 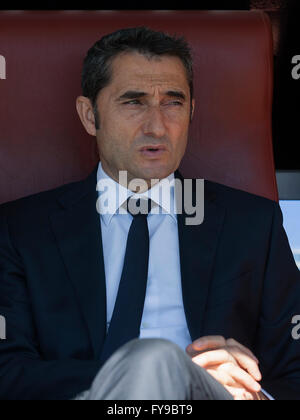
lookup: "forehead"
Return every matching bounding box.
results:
[107,52,189,94]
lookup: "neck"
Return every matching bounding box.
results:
[100,161,163,193]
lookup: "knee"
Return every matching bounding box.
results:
[123,338,186,368]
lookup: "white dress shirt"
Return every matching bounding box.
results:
[96,161,192,351]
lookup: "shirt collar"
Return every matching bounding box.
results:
[96,161,177,226]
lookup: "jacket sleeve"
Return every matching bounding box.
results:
[0,204,102,400]
[255,202,300,400]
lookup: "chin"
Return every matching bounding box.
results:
[136,162,172,179]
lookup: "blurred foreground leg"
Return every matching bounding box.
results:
[76,338,233,400]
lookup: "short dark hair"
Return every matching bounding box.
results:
[81,26,194,128]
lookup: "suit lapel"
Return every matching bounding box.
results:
[50,165,107,358]
[175,171,226,342]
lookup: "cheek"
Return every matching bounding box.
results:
[98,118,134,161]
[170,124,189,152]
[109,111,137,141]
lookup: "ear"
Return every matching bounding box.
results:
[190,98,195,122]
[76,96,97,136]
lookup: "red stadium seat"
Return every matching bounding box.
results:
[0,10,278,204]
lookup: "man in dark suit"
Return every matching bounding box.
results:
[0,27,300,401]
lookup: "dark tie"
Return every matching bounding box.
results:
[100,197,152,365]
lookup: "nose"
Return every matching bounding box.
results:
[142,107,167,139]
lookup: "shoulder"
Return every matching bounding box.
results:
[0,169,95,227]
[205,179,275,208]
[176,169,277,216]
[0,181,74,217]
[0,164,98,217]
[203,179,278,223]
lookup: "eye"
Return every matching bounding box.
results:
[123,99,142,105]
[166,101,183,106]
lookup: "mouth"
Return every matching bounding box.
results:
[139,145,167,159]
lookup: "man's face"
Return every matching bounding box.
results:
[82,52,194,188]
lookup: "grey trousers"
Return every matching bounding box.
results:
[75,338,233,400]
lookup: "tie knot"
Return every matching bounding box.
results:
[126,197,152,217]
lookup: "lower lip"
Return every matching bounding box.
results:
[140,149,166,158]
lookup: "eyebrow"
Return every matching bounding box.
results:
[117,90,187,101]
[118,91,147,101]
[165,90,186,101]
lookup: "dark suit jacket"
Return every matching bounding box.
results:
[0,164,300,400]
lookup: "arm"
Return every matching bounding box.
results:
[185,202,300,400]
[255,202,300,400]
[0,204,101,400]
